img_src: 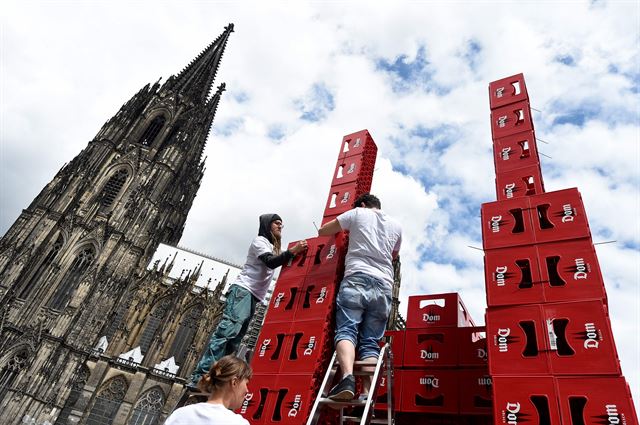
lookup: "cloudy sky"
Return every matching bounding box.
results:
[1,0,638,399]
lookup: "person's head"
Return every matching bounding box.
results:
[353,193,381,209]
[198,355,252,410]
[258,213,283,254]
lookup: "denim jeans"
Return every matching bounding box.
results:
[189,284,257,383]
[335,272,392,360]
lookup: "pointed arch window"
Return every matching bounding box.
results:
[99,169,129,209]
[47,246,95,311]
[16,234,64,300]
[138,298,172,354]
[138,116,166,147]
[0,349,29,401]
[128,387,165,425]
[86,375,128,425]
[170,304,204,364]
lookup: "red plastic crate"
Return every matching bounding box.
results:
[492,376,562,425]
[529,188,591,243]
[283,319,333,374]
[403,328,459,368]
[555,377,639,425]
[458,327,488,367]
[458,369,492,415]
[486,304,551,375]
[337,129,378,160]
[542,300,620,375]
[399,369,459,414]
[537,239,606,303]
[493,130,540,174]
[264,280,302,324]
[238,373,276,425]
[322,179,375,221]
[488,73,529,110]
[251,322,292,374]
[293,276,338,321]
[238,374,316,425]
[484,245,544,307]
[406,293,474,328]
[278,242,315,281]
[331,153,376,187]
[490,100,534,140]
[495,163,545,201]
[384,330,405,368]
[481,197,535,250]
[305,233,347,280]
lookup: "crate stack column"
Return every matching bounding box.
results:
[375,293,492,424]
[482,74,638,425]
[240,130,378,425]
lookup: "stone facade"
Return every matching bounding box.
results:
[0,24,235,425]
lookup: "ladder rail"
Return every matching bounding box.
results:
[357,344,388,425]
[307,344,394,425]
[306,351,338,425]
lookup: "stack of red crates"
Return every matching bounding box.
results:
[240,130,378,425]
[483,74,638,425]
[376,293,493,425]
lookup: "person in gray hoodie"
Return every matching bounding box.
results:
[187,214,307,388]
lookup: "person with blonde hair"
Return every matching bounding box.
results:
[187,214,307,388]
[166,355,252,424]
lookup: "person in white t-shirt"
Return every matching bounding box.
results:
[187,214,308,387]
[166,355,252,425]
[318,194,402,401]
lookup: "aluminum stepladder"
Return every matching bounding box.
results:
[306,343,394,425]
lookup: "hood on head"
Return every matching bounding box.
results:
[258,213,282,244]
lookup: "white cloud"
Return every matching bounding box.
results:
[1,0,638,403]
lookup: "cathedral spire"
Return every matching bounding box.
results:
[168,23,234,104]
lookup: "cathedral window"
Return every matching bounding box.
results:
[99,169,129,209]
[54,366,89,425]
[0,350,28,401]
[138,115,166,147]
[15,234,64,300]
[47,246,95,311]
[138,298,172,354]
[86,375,128,425]
[169,304,204,364]
[128,387,165,425]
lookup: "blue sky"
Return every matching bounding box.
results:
[1,0,638,401]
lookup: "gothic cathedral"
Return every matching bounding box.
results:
[0,24,236,425]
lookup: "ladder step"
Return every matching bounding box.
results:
[342,416,389,424]
[318,398,367,407]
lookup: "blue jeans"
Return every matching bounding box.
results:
[335,273,392,360]
[189,284,257,383]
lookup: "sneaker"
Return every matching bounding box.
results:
[327,374,356,401]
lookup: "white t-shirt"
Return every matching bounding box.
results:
[337,208,402,287]
[233,236,275,301]
[165,402,249,425]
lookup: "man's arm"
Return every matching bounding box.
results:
[318,219,342,236]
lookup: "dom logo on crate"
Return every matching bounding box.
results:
[419,376,439,389]
[603,404,624,425]
[579,322,603,349]
[316,286,327,304]
[240,392,255,414]
[258,338,272,357]
[503,401,522,424]
[287,394,303,417]
[495,328,518,352]
[477,347,488,360]
[303,336,317,356]
[494,266,516,286]
[478,375,492,388]
[420,348,440,360]
[490,215,505,233]
[570,257,590,280]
